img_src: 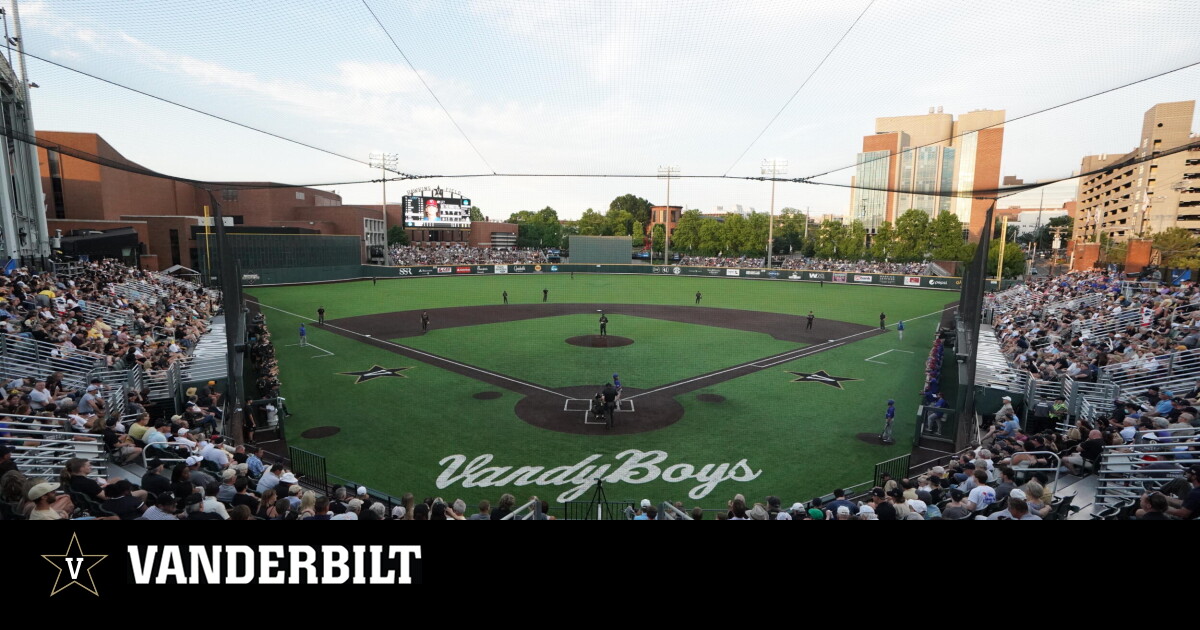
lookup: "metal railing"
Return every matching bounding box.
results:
[1093,428,1200,507]
[0,415,108,480]
[1099,347,1200,397]
[1076,309,1140,341]
[0,333,107,387]
[977,324,1031,392]
[1046,292,1103,316]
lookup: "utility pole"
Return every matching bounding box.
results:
[658,166,679,264]
[368,152,398,254]
[761,159,787,268]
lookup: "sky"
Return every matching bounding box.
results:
[13,0,1200,221]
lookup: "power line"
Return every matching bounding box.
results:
[722,0,876,176]
[360,0,497,174]
[803,59,1200,181]
[3,45,402,174]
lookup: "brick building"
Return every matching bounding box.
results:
[37,131,517,269]
[849,107,1005,241]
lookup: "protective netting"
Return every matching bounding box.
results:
[12,0,1200,213]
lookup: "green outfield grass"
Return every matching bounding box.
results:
[400,314,800,389]
[248,275,953,510]
[248,273,947,326]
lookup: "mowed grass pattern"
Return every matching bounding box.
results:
[399,314,800,389]
[249,275,954,508]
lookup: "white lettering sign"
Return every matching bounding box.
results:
[436,450,761,503]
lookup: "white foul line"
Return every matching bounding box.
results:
[865,349,914,364]
[284,342,335,358]
[256,303,571,399]
[626,304,956,400]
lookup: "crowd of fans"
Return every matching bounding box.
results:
[989,271,1200,383]
[0,260,216,375]
[389,245,548,266]
[677,255,929,274]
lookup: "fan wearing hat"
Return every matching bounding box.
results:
[27,482,65,520]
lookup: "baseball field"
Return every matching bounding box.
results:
[246,273,955,510]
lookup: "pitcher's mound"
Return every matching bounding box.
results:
[565,335,634,348]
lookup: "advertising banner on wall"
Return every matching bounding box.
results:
[832,272,847,283]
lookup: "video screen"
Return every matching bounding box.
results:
[403,196,472,228]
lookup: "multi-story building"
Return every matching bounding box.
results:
[1073,101,1199,243]
[849,107,1005,241]
[36,131,515,269]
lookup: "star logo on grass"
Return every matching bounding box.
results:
[339,365,413,384]
[43,532,107,597]
[786,370,861,389]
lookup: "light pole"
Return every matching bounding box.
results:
[368,152,398,251]
[658,166,679,263]
[761,159,787,268]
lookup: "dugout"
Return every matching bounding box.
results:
[569,235,633,264]
[198,233,362,285]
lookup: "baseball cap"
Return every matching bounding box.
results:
[280,472,298,483]
[1002,395,1012,401]
[871,488,885,498]
[390,505,405,519]
[356,486,368,496]
[836,506,850,516]
[26,481,59,501]
[185,456,200,466]
[887,399,894,404]
[640,499,651,508]
[1009,489,1027,501]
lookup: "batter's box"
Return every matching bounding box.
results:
[564,398,636,413]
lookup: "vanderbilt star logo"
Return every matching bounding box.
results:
[339,365,412,384]
[786,369,861,389]
[43,532,107,596]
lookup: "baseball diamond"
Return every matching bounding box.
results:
[247,273,955,505]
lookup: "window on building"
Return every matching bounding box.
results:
[169,229,181,266]
[46,149,66,219]
[296,192,305,200]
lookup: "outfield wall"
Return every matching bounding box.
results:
[343,262,965,290]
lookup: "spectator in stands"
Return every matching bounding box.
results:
[985,492,1041,520]
[994,467,1018,503]
[257,488,278,520]
[140,492,180,520]
[246,445,266,478]
[256,463,284,494]
[1165,465,1200,520]
[332,499,362,520]
[963,471,996,512]
[101,479,145,520]
[469,499,491,520]
[217,469,238,503]
[491,493,515,520]
[201,481,229,520]
[140,458,171,497]
[304,495,331,520]
[1062,430,1105,475]
[1137,492,1171,520]
[942,489,971,519]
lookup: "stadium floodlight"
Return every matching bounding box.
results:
[658,166,680,264]
[369,152,399,242]
[761,159,787,269]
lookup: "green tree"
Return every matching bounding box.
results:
[1152,227,1200,267]
[631,220,645,249]
[814,219,843,258]
[930,211,966,260]
[672,209,703,253]
[894,210,932,260]
[651,223,665,253]
[698,218,723,255]
[387,225,409,246]
[609,194,653,228]
[871,221,896,260]
[509,207,562,248]
[578,208,609,235]
[838,220,866,259]
[469,206,485,222]
[988,239,1027,278]
[745,212,770,256]
[606,208,634,236]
